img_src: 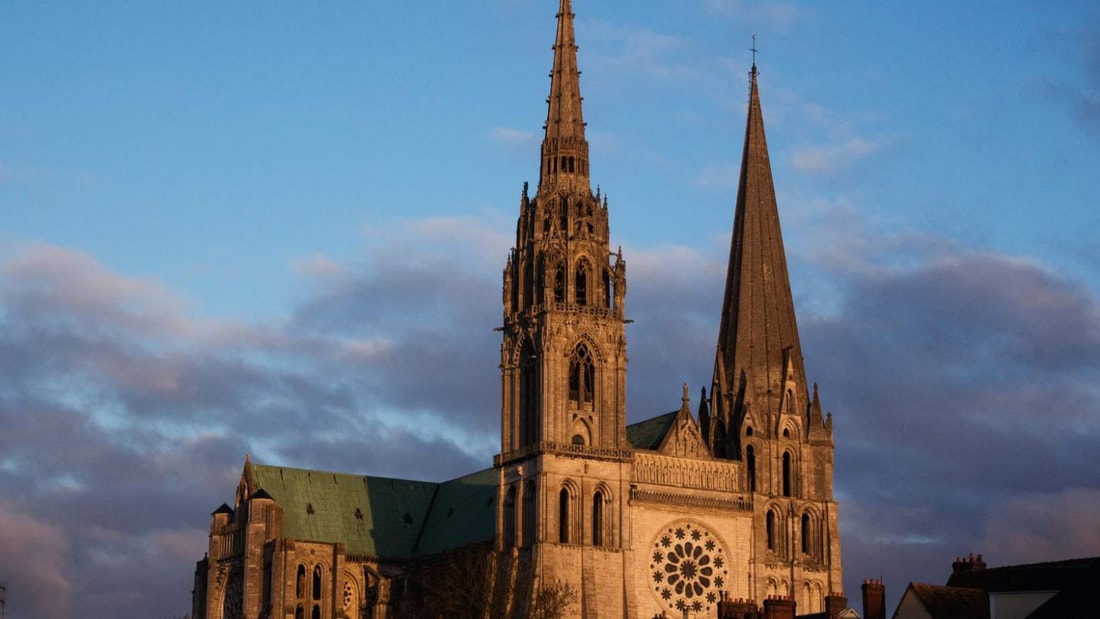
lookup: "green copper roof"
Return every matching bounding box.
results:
[250,463,496,560]
[414,467,498,556]
[625,411,678,450]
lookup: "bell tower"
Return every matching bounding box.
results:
[499,0,628,456]
[495,2,633,615]
[703,62,843,602]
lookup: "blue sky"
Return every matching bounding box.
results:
[2,1,1099,617]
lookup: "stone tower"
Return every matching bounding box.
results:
[702,62,843,600]
[496,0,633,614]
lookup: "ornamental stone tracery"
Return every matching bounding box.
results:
[648,521,729,615]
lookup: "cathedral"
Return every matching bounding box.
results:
[191,2,843,618]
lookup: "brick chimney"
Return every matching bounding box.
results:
[825,592,848,618]
[763,595,795,619]
[716,591,761,619]
[861,578,885,619]
[952,553,987,575]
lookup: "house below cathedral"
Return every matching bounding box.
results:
[191,2,843,617]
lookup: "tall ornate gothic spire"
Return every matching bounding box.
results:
[711,65,809,444]
[539,0,590,192]
[499,0,626,458]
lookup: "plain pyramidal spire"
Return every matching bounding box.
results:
[712,61,809,432]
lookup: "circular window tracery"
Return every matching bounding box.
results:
[343,581,354,610]
[648,522,729,614]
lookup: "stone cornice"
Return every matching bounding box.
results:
[630,489,753,513]
[494,441,634,466]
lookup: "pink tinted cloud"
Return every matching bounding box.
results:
[0,506,73,618]
[980,488,1100,565]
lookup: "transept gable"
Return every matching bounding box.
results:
[656,384,711,460]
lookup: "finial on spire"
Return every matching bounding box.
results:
[750,34,758,76]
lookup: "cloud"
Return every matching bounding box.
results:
[0,506,74,618]
[1067,35,1100,140]
[795,225,1100,606]
[701,0,801,26]
[2,210,1098,616]
[0,233,508,616]
[487,126,539,151]
[693,160,740,191]
[583,22,696,81]
[980,488,1100,565]
[1042,32,1100,141]
[1,243,191,337]
[791,137,880,174]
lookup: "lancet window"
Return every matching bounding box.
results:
[592,490,604,546]
[558,488,571,544]
[503,485,517,548]
[766,510,776,551]
[746,445,756,492]
[801,513,811,555]
[553,262,565,303]
[575,261,589,306]
[782,452,792,497]
[519,341,537,445]
[522,480,536,546]
[568,344,595,404]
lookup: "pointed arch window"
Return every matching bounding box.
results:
[782,452,792,497]
[519,341,538,445]
[575,261,589,306]
[312,565,322,600]
[766,510,776,551]
[603,269,612,309]
[296,564,306,599]
[503,485,517,548]
[558,488,571,544]
[522,480,536,547]
[568,344,595,404]
[746,445,756,492]
[592,490,604,546]
[553,262,565,303]
[801,512,811,555]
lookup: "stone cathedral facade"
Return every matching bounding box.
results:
[192,2,843,618]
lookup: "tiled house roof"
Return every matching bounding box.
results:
[908,583,988,619]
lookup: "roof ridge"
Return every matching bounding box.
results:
[411,483,443,555]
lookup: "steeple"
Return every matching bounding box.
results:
[711,65,808,443]
[539,0,590,192]
[499,0,626,458]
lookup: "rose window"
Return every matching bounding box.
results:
[648,522,729,614]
